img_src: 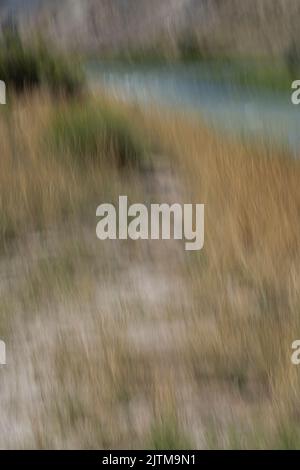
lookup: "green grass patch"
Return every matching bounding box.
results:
[48,101,148,168]
[148,417,192,450]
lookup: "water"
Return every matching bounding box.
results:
[87,61,300,154]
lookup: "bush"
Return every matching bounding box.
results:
[285,40,300,77]
[48,103,147,168]
[0,30,84,95]
[178,33,204,62]
[38,42,84,96]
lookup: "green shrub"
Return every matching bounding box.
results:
[285,40,300,77]
[38,43,84,96]
[48,103,147,168]
[148,417,192,450]
[178,33,204,62]
[0,30,84,95]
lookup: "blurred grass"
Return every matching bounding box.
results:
[0,61,300,447]
[141,106,300,448]
[0,92,146,247]
[48,101,148,168]
[148,416,192,450]
[0,31,84,96]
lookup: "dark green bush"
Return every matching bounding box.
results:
[48,103,147,168]
[285,40,300,77]
[0,31,84,95]
[38,42,84,96]
[178,33,204,62]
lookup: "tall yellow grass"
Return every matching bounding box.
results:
[142,108,300,447]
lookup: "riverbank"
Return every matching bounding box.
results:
[91,54,294,92]
[87,60,300,154]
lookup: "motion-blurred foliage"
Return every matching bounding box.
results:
[0,30,84,96]
[48,102,148,168]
